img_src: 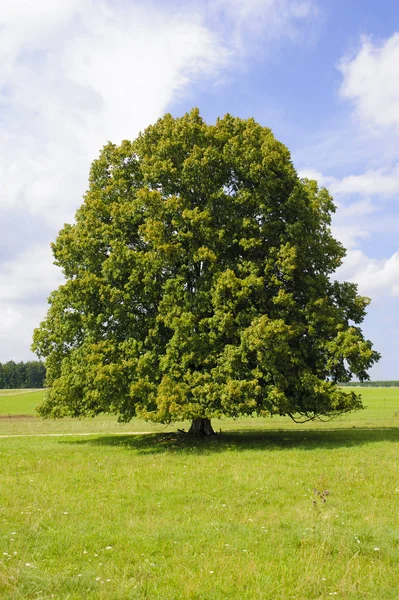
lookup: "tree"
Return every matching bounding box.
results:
[25,361,46,388]
[2,361,21,389]
[0,361,46,389]
[32,109,380,435]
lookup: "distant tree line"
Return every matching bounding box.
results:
[342,381,399,387]
[0,361,46,389]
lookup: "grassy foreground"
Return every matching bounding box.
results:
[0,389,398,598]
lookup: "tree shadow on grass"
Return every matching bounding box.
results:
[65,426,399,455]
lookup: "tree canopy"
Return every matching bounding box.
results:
[32,109,380,430]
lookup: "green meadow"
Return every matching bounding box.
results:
[0,390,47,417]
[0,388,398,599]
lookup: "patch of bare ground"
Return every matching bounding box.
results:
[0,414,37,420]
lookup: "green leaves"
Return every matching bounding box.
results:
[32,109,380,423]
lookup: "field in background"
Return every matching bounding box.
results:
[0,390,46,417]
[0,387,398,436]
[0,388,398,598]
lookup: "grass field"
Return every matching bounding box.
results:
[1,387,398,435]
[0,390,47,417]
[0,388,398,598]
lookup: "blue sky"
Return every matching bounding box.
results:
[0,0,398,378]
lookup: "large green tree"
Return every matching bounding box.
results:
[33,109,379,435]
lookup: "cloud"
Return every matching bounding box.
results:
[300,164,399,197]
[0,0,319,361]
[0,1,230,226]
[299,161,399,252]
[332,166,399,196]
[0,1,230,361]
[339,33,399,133]
[206,0,320,51]
[296,32,399,173]
[295,32,399,377]
[299,167,399,289]
[333,33,399,299]
[0,307,22,334]
[299,168,376,248]
[0,304,47,363]
[0,245,64,362]
[0,246,63,305]
[336,250,399,298]
[299,168,335,188]
[0,0,320,226]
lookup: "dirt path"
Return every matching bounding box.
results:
[0,415,37,420]
[0,389,43,397]
[0,431,153,439]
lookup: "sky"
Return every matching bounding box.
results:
[0,0,398,378]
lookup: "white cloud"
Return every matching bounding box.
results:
[0,0,320,225]
[336,250,399,298]
[299,166,399,291]
[299,162,399,252]
[300,164,399,197]
[0,246,63,304]
[0,246,64,360]
[0,1,229,225]
[299,168,335,187]
[0,0,319,361]
[0,307,22,334]
[336,199,376,218]
[0,304,48,363]
[331,166,399,196]
[331,225,369,253]
[332,33,399,300]
[299,167,377,249]
[295,32,399,377]
[339,33,399,133]
[207,0,320,50]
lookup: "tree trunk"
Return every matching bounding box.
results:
[187,417,216,437]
